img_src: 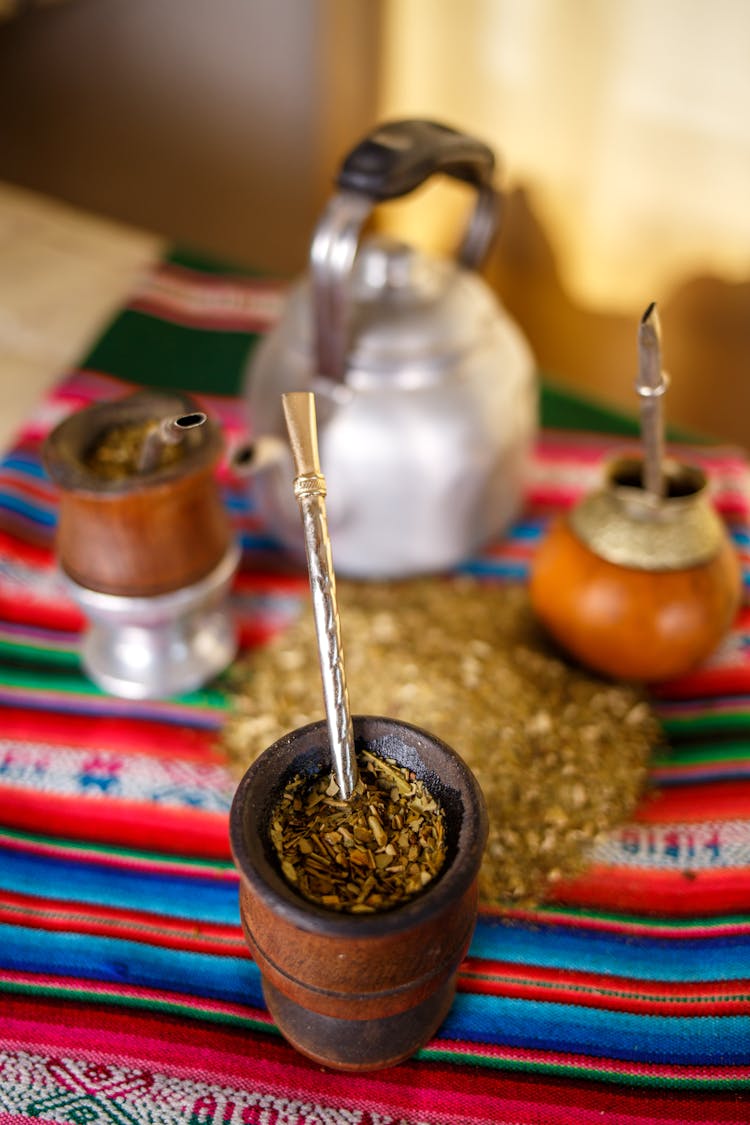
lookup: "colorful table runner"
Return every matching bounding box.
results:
[1,250,749,1123]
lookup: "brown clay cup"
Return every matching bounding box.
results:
[230,715,488,1072]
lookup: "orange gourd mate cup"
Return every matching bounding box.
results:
[529,456,741,683]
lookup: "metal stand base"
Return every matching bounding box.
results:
[66,543,240,700]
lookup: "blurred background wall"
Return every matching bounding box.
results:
[0,0,381,276]
[0,0,748,446]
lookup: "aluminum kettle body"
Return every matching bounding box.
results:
[243,120,536,578]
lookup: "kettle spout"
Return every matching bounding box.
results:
[231,435,287,477]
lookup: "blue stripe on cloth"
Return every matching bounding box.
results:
[470,916,750,983]
[0,454,49,477]
[441,992,750,1066]
[0,496,56,527]
[504,520,543,540]
[0,923,263,1008]
[222,492,253,513]
[0,689,225,729]
[655,768,750,786]
[457,560,529,580]
[237,531,287,552]
[0,850,239,925]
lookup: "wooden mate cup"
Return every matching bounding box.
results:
[230,715,487,1071]
[43,389,239,698]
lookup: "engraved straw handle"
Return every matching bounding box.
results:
[283,393,322,479]
[282,392,358,800]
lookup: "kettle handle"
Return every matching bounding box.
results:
[338,119,494,199]
[310,119,501,382]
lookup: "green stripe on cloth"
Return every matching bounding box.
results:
[0,638,79,669]
[0,663,230,711]
[81,245,272,396]
[652,742,750,767]
[418,1046,750,1090]
[83,310,261,397]
[539,377,706,442]
[661,712,750,736]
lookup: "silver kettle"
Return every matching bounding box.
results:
[242,119,536,577]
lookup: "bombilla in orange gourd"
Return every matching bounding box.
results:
[637,302,669,502]
[282,391,359,801]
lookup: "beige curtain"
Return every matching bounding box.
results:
[378,0,750,313]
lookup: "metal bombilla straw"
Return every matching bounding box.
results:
[637,302,669,502]
[137,411,208,475]
[282,391,359,801]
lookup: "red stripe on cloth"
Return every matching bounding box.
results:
[231,569,308,594]
[0,785,231,860]
[490,903,750,940]
[236,619,293,651]
[458,959,750,1016]
[0,706,224,762]
[128,297,279,334]
[633,782,750,823]
[550,864,750,916]
[128,264,287,333]
[0,530,55,566]
[0,592,82,633]
[655,668,750,699]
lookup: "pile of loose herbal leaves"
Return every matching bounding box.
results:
[223,579,661,908]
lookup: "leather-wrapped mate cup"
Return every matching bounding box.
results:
[230,715,488,1072]
[43,389,240,699]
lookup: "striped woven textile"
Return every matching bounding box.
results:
[1,250,749,1124]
